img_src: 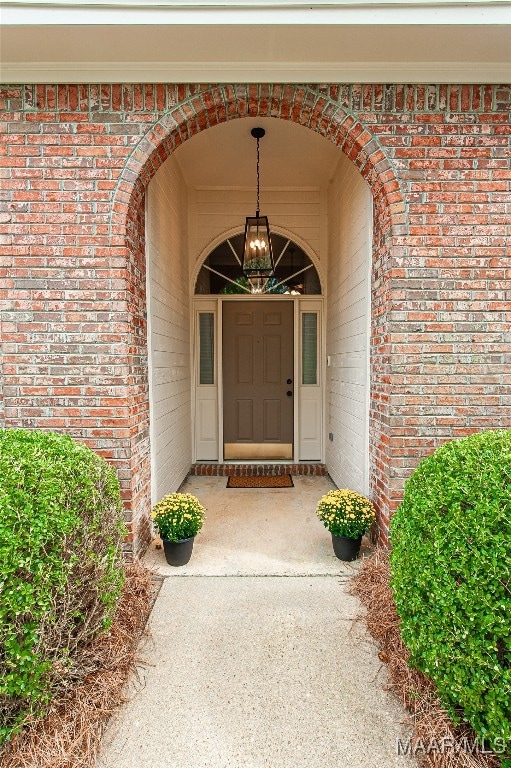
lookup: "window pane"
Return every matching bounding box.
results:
[302,313,317,385]
[199,313,214,385]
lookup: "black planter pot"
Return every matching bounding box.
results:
[162,536,195,566]
[331,533,362,562]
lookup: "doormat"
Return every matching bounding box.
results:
[226,475,294,488]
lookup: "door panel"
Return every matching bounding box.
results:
[263,399,281,441]
[264,336,281,383]
[223,301,293,459]
[237,399,254,440]
[236,336,253,384]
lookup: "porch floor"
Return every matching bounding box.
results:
[144,474,372,576]
[97,476,416,768]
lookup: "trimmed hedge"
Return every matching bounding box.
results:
[390,430,511,763]
[0,429,127,745]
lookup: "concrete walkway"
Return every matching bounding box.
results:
[97,476,415,768]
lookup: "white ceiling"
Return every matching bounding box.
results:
[172,117,344,190]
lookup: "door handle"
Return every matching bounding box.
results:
[287,379,293,385]
[286,391,293,397]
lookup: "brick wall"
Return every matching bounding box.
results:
[1,83,510,552]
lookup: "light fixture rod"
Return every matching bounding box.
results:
[242,127,273,292]
[256,135,260,215]
[251,126,265,216]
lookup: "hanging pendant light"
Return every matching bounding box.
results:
[242,127,274,294]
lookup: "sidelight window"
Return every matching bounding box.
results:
[302,313,318,385]
[198,312,215,385]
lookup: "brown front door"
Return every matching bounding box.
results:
[223,301,294,460]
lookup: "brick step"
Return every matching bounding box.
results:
[190,463,327,477]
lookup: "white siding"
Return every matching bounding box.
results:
[147,156,192,503]
[326,158,371,493]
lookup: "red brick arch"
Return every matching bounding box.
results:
[112,84,405,241]
[114,84,405,554]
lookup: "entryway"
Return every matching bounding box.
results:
[144,474,368,575]
[193,293,324,465]
[146,115,372,514]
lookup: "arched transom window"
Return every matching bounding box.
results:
[194,233,322,295]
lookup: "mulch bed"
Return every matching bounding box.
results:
[0,562,160,768]
[350,549,501,768]
[226,474,294,488]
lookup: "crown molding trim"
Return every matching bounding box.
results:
[2,61,511,84]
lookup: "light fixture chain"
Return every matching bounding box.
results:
[256,137,260,216]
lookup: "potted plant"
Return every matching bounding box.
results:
[316,488,375,562]
[151,492,206,566]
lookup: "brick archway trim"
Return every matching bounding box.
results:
[114,84,405,553]
[111,84,406,238]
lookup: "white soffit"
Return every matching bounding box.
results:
[1,1,511,83]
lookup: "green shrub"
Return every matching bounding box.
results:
[390,430,511,762]
[0,429,127,745]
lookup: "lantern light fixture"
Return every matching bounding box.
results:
[242,127,275,294]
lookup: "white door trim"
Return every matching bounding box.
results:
[192,294,324,463]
